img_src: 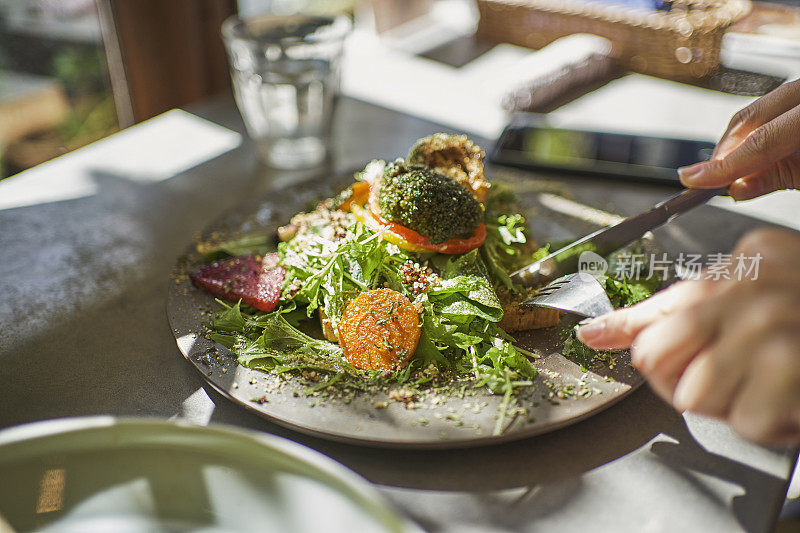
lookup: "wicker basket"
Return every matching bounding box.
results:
[476,0,752,80]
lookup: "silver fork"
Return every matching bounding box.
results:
[521,273,614,318]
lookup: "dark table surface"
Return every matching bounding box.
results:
[0,94,796,533]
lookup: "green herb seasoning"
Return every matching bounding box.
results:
[378,161,483,244]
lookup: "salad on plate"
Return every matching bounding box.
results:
[187,134,656,428]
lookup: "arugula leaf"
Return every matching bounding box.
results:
[495,214,527,246]
[481,187,532,292]
[427,275,503,323]
[416,279,535,399]
[211,305,363,376]
[434,249,483,279]
[211,299,247,332]
[279,223,410,331]
[602,275,660,308]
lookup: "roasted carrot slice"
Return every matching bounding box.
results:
[339,289,421,371]
[338,181,370,212]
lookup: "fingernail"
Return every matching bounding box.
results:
[678,162,708,184]
[576,319,605,344]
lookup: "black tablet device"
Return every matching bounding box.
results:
[491,114,716,185]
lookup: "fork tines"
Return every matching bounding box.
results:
[531,279,568,297]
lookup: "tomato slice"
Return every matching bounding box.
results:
[370,207,486,254]
[350,204,430,253]
[350,203,484,254]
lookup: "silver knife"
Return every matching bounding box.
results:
[510,187,723,287]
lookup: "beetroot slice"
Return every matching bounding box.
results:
[189,253,284,312]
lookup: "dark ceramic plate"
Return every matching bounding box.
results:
[167,168,655,448]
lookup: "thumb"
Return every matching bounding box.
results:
[728,154,800,201]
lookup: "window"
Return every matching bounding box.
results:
[0,0,120,178]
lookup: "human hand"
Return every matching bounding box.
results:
[678,78,800,201]
[576,228,800,445]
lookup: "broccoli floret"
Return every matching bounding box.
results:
[378,161,483,244]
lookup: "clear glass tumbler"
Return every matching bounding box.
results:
[222,14,350,169]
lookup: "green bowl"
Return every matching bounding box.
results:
[0,417,419,533]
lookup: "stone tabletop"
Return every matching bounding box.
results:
[0,95,796,533]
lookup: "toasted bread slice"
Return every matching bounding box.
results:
[498,303,560,331]
[497,287,560,332]
[319,309,338,342]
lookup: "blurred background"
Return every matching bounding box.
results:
[0,0,798,178]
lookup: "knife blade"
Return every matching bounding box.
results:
[510,187,722,287]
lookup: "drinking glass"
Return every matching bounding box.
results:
[222,14,350,169]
